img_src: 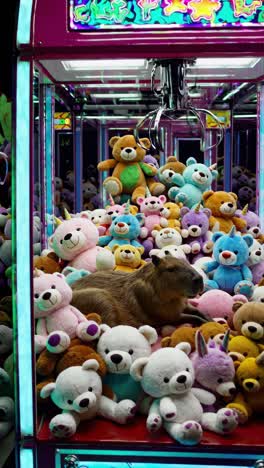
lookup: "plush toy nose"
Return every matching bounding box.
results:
[43,292,51,300]
[163,229,170,234]
[79,398,90,408]
[169,172,174,177]
[191,227,198,232]
[222,251,231,259]
[245,381,254,389]
[118,223,125,228]
[177,375,187,384]
[125,148,132,154]
[150,201,156,205]
[199,172,205,177]
[256,251,262,256]
[253,228,260,234]
[125,250,131,254]
[229,387,236,396]
[248,325,257,333]
[228,203,233,208]
[110,354,123,364]
[64,233,72,241]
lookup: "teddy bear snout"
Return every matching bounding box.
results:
[79,398,90,408]
[110,353,123,365]
[253,227,260,235]
[64,233,72,241]
[43,292,51,300]
[243,379,260,392]
[217,381,236,397]
[177,375,187,384]
[170,371,193,393]
[242,322,263,340]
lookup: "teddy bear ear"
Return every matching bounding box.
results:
[40,382,56,399]
[130,357,149,381]
[232,301,244,313]
[139,325,158,345]
[151,229,158,238]
[137,197,145,206]
[140,138,151,149]
[180,207,189,217]
[202,208,211,218]
[82,359,100,372]
[188,298,200,308]
[175,342,192,355]
[53,273,64,279]
[112,245,120,253]
[233,294,248,304]
[62,266,75,277]
[256,351,264,366]
[212,231,224,243]
[243,234,254,248]
[161,336,171,347]
[186,157,197,166]
[109,136,120,148]
[100,324,111,334]
[229,192,238,200]
[159,195,166,204]
[202,190,214,201]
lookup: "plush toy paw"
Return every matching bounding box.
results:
[76,321,100,342]
[215,408,238,434]
[168,187,180,201]
[176,193,188,204]
[140,227,148,239]
[146,414,162,433]
[203,241,213,254]
[226,403,249,424]
[115,400,137,424]
[234,281,254,298]
[152,183,166,196]
[103,178,122,196]
[191,242,201,255]
[172,421,203,446]
[49,413,77,438]
[46,331,71,354]
[35,335,47,354]
[203,279,219,292]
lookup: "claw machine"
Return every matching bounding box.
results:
[15,0,264,467]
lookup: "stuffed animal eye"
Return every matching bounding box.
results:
[88,387,93,392]
[199,224,202,227]
[127,223,131,226]
[121,147,124,150]
[217,378,223,384]
[133,147,137,150]
[194,169,198,172]
[234,250,238,254]
[105,349,110,354]
[261,299,264,303]
[219,249,223,253]
[34,293,39,299]
[243,352,248,356]
[187,224,190,227]
[51,285,56,289]
[163,377,170,383]
[67,400,73,405]
[128,349,134,355]
[247,226,250,230]
[165,250,170,255]
[242,320,246,324]
[186,368,190,372]
[108,211,113,215]
[60,240,63,244]
[257,376,261,381]
[221,201,224,204]
[77,228,81,231]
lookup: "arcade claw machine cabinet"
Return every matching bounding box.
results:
[14,0,264,467]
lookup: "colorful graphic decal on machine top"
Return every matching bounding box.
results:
[70,0,264,29]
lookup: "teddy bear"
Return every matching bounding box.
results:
[251,278,264,302]
[226,351,264,423]
[34,271,102,354]
[97,135,164,203]
[0,296,12,328]
[98,201,145,252]
[86,208,109,236]
[168,158,218,209]
[161,322,229,351]
[150,244,190,261]
[247,239,264,268]
[151,227,183,249]
[0,325,12,356]
[180,204,213,258]
[232,301,264,343]
[228,335,262,370]
[0,395,14,439]
[160,202,181,231]
[235,205,264,244]
[192,331,236,399]
[137,192,168,237]
[41,360,137,438]
[189,290,248,324]
[113,245,146,273]
[202,227,254,298]
[238,186,255,210]
[158,156,186,189]
[202,191,246,233]
[82,179,98,202]
[97,324,158,403]
[33,251,62,274]
[130,344,238,445]
[49,210,113,272]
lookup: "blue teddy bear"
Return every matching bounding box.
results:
[168,157,218,209]
[203,226,254,298]
[99,201,144,252]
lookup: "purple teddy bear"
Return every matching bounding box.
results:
[180,204,213,261]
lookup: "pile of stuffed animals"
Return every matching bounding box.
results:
[22,134,264,447]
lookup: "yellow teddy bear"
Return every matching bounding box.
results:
[226,351,264,423]
[113,244,147,273]
[228,335,262,370]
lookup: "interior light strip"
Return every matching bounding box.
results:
[17,0,33,45]
[223,82,248,102]
[16,60,34,437]
[20,448,34,468]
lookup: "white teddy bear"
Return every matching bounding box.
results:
[97,325,158,403]
[150,244,191,260]
[130,344,238,446]
[247,239,264,267]
[41,359,136,438]
[151,227,183,249]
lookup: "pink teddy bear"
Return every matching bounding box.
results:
[49,211,113,272]
[189,290,248,324]
[34,271,101,354]
[137,194,168,238]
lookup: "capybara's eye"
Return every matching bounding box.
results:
[34,293,39,299]
[105,349,110,354]
[128,349,134,355]
[164,377,169,383]
[51,285,56,289]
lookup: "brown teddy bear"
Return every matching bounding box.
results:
[158,156,186,188]
[232,301,264,344]
[161,321,229,351]
[202,190,246,233]
[113,244,147,273]
[33,252,63,274]
[97,135,165,203]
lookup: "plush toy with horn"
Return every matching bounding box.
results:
[202,227,254,298]
[236,204,264,244]
[168,157,218,209]
[180,204,213,260]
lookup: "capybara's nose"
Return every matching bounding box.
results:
[64,233,72,241]
[248,325,257,333]
[125,148,132,154]
[199,172,205,177]
[228,203,233,208]
[177,375,187,384]
[118,223,125,228]
[79,398,90,408]
[43,292,51,300]
[110,354,123,364]
[222,251,231,259]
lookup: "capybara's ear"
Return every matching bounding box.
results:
[161,337,171,347]
[109,136,120,148]
[232,301,244,313]
[130,357,149,381]
[152,255,161,267]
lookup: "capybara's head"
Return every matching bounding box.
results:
[151,256,203,298]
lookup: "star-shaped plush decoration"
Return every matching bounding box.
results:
[189,0,221,21]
